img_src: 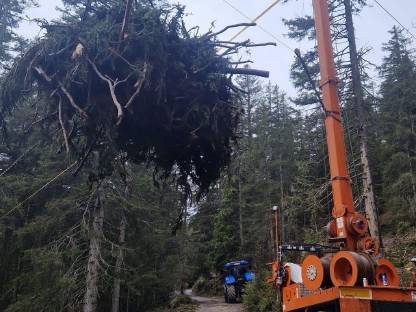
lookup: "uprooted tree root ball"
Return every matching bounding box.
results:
[1,1,271,195]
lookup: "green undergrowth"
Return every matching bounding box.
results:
[171,304,198,312]
[382,232,416,287]
[151,295,197,312]
[169,295,197,312]
[242,271,280,312]
[192,276,222,296]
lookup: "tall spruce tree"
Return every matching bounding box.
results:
[0,0,37,69]
[378,27,416,229]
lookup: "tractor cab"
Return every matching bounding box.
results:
[223,260,255,303]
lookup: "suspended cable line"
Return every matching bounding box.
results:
[225,0,283,42]
[0,129,61,178]
[373,0,416,40]
[222,0,294,51]
[0,161,78,220]
[0,142,41,178]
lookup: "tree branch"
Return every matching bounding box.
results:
[229,61,253,65]
[125,62,149,110]
[208,23,256,38]
[87,59,124,125]
[33,66,88,119]
[59,83,88,119]
[58,95,70,153]
[120,0,134,41]
[245,42,277,48]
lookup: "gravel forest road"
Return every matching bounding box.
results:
[184,290,243,312]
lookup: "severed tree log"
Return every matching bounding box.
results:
[224,67,270,78]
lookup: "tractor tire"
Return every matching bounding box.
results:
[225,284,237,303]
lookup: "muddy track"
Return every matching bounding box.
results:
[185,290,243,312]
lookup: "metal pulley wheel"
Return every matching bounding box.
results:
[301,255,332,291]
[329,251,375,287]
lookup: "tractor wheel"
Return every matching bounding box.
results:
[225,285,237,303]
[224,285,228,303]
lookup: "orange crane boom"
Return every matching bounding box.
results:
[314,0,356,249]
[313,0,378,257]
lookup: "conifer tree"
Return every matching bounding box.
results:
[0,0,37,69]
[378,27,416,228]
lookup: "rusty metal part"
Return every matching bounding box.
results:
[357,237,379,256]
[326,220,337,238]
[339,298,371,311]
[375,258,399,287]
[266,261,279,285]
[282,283,299,305]
[347,213,369,237]
[329,251,375,287]
[285,264,292,287]
[302,255,332,291]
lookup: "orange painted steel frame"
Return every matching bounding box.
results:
[282,285,416,311]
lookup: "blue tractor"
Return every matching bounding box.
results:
[223,260,255,303]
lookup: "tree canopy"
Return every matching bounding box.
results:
[1,0,271,195]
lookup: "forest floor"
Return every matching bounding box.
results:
[184,290,243,312]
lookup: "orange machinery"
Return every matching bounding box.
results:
[270,0,416,311]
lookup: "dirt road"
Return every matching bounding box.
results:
[184,290,243,312]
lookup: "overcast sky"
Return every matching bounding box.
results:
[19,0,416,95]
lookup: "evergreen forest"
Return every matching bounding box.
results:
[0,0,415,311]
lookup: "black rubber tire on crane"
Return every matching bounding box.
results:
[225,284,237,303]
